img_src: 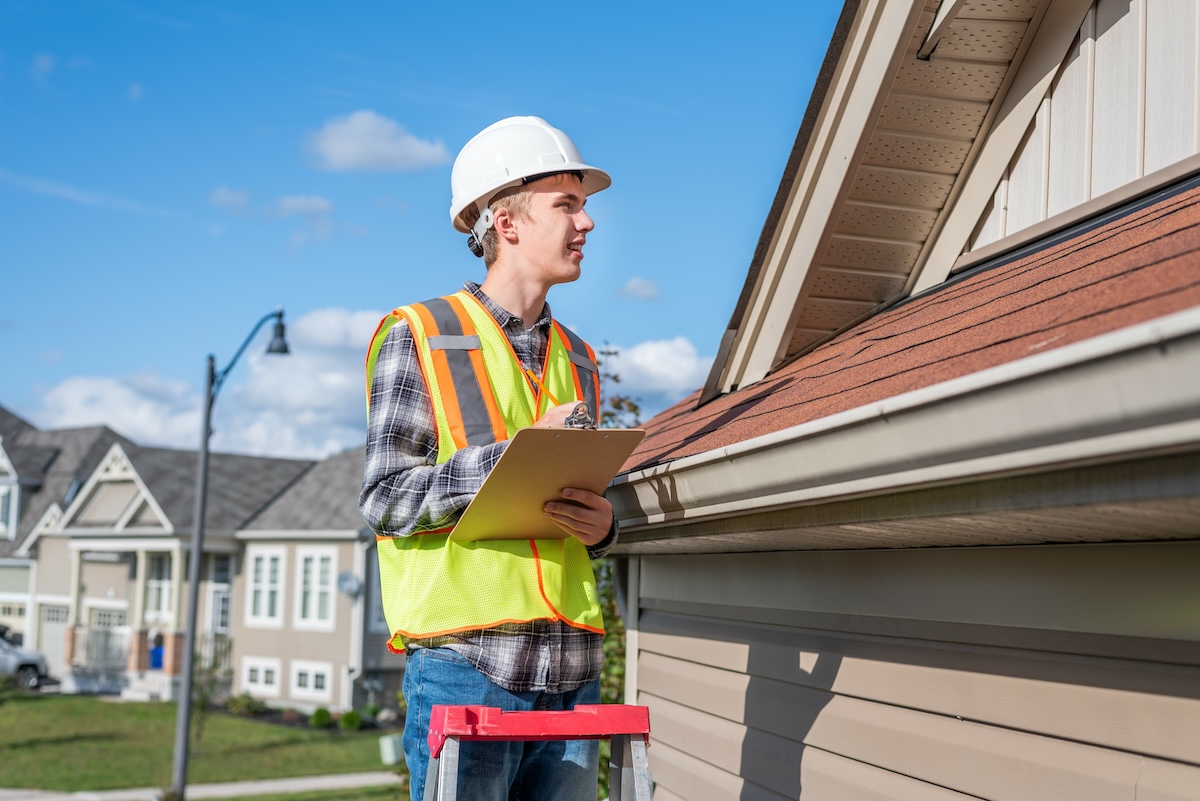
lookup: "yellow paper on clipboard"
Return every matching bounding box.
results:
[448,427,645,542]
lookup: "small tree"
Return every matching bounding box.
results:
[596,345,642,430]
[189,636,232,756]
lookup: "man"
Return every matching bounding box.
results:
[360,116,616,800]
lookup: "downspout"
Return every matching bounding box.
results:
[342,533,369,712]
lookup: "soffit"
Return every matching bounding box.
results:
[784,0,1041,360]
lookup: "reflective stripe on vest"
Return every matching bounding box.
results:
[365,291,604,648]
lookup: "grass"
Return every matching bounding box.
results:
[0,693,404,792]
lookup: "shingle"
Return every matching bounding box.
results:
[625,184,1200,473]
[242,446,366,532]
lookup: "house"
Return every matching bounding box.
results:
[607,0,1200,799]
[2,407,395,712]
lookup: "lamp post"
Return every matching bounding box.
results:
[170,309,289,801]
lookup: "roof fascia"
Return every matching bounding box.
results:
[909,0,1095,294]
[717,0,928,395]
[235,529,367,541]
[610,306,1200,532]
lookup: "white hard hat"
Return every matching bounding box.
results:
[449,116,611,237]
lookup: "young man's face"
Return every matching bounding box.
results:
[515,172,594,286]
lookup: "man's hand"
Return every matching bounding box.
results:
[544,488,613,546]
[532,402,581,429]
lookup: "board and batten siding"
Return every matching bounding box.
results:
[970,0,1200,249]
[632,542,1200,800]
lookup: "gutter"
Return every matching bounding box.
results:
[610,306,1200,530]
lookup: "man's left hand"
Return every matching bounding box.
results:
[544,488,613,546]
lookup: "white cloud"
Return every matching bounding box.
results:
[210,185,251,211]
[307,111,450,172]
[619,277,660,301]
[0,166,177,217]
[128,83,143,101]
[31,53,54,84]
[600,337,713,419]
[30,308,384,459]
[276,195,333,217]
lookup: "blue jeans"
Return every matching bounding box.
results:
[402,647,600,801]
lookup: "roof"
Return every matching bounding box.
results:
[0,406,35,445]
[626,180,1200,474]
[121,443,315,533]
[0,423,132,557]
[242,445,366,533]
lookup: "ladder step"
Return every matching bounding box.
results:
[427,703,651,757]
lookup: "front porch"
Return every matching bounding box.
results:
[64,626,233,700]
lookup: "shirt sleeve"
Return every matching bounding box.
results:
[359,319,507,536]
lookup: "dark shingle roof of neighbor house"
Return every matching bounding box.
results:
[1,423,133,556]
[0,406,36,445]
[242,445,366,532]
[122,443,315,533]
[624,181,1200,474]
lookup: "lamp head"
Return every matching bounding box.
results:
[267,311,289,355]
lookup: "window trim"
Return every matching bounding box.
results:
[241,655,282,699]
[289,658,333,703]
[244,545,286,630]
[292,545,337,632]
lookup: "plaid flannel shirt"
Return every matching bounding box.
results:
[359,281,615,693]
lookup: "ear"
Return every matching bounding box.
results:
[492,206,520,245]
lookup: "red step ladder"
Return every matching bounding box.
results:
[425,704,652,801]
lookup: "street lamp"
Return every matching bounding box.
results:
[170,308,289,801]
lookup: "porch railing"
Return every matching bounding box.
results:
[73,627,130,671]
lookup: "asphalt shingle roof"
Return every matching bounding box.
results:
[625,181,1200,473]
[243,445,366,532]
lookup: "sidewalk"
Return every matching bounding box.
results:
[0,772,404,801]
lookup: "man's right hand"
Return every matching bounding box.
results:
[532,403,583,429]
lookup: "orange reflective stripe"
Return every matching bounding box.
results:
[411,301,472,451]
[552,322,600,425]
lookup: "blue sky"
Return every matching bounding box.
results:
[1,1,843,459]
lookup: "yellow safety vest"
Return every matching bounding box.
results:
[365,290,604,650]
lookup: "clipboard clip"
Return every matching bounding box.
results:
[564,403,596,430]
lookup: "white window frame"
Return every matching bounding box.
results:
[244,545,286,629]
[0,484,13,538]
[241,655,282,698]
[144,553,172,623]
[207,554,233,635]
[292,546,336,632]
[289,658,333,703]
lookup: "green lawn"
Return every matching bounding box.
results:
[0,693,404,792]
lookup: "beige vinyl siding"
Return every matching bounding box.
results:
[634,544,1200,800]
[0,564,28,593]
[71,481,138,527]
[971,0,1200,250]
[33,537,72,596]
[81,559,130,603]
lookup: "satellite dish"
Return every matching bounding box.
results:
[337,571,363,598]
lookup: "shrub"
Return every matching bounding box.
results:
[309,707,333,728]
[226,692,269,718]
[365,703,381,718]
[338,709,363,731]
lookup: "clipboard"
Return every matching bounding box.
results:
[449,427,645,542]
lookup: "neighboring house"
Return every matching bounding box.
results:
[0,407,130,668]
[3,407,394,711]
[608,1,1200,799]
[235,444,398,713]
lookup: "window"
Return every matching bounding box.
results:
[145,554,172,622]
[91,609,127,628]
[245,546,285,628]
[293,546,336,631]
[290,659,333,702]
[209,555,233,635]
[242,656,281,698]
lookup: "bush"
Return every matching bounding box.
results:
[309,707,333,728]
[364,703,381,718]
[338,709,363,731]
[226,692,269,718]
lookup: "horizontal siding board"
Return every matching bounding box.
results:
[1137,757,1200,801]
[639,610,1200,764]
[644,682,1149,801]
[800,747,978,801]
[646,739,748,801]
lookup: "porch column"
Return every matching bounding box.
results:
[163,545,187,675]
[128,550,149,671]
[64,547,84,665]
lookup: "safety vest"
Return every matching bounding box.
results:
[365,290,604,651]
